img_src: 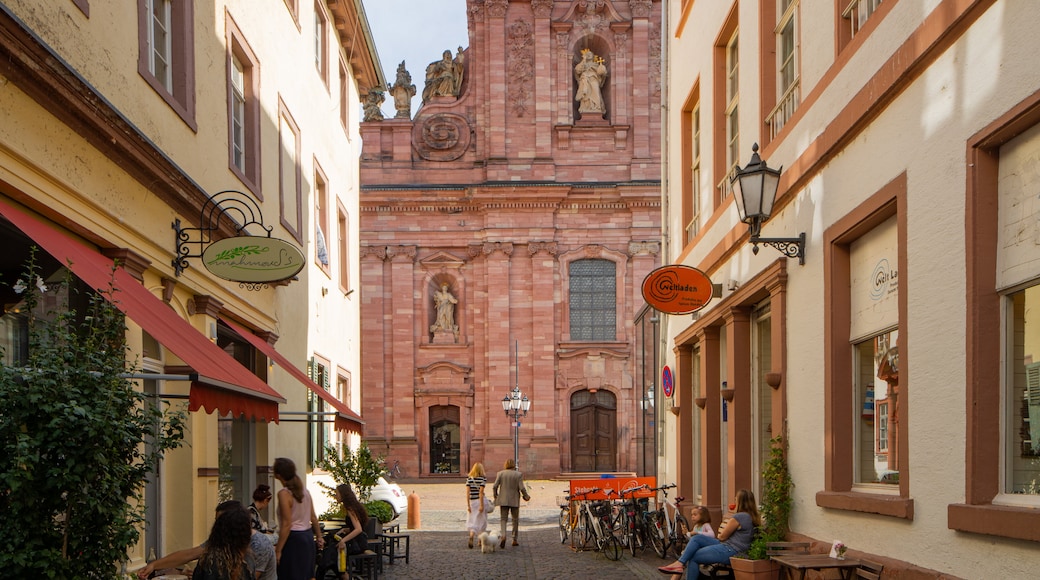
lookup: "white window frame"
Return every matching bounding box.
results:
[147,0,172,91]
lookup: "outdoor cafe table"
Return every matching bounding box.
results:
[770,553,863,580]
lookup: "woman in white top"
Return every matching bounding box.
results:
[465,462,488,548]
[273,457,324,580]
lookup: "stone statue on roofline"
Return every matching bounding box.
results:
[363,88,385,121]
[389,61,416,119]
[422,47,466,104]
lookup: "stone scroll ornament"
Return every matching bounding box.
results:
[413,113,472,161]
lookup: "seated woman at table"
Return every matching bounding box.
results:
[657,489,760,578]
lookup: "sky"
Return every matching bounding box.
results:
[361,0,469,117]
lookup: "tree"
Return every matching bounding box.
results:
[316,441,385,503]
[0,252,185,578]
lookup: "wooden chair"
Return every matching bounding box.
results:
[347,517,382,580]
[855,559,884,579]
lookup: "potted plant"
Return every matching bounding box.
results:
[729,434,793,580]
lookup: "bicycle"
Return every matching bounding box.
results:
[385,459,403,480]
[558,488,596,546]
[646,484,691,559]
[619,483,653,557]
[567,488,622,560]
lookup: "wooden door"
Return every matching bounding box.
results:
[571,390,617,472]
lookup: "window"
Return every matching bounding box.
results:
[314,163,330,272]
[314,1,329,85]
[337,202,350,292]
[278,100,302,241]
[725,31,740,187]
[767,0,800,139]
[338,371,352,412]
[227,14,261,195]
[877,401,889,453]
[843,0,882,38]
[569,259,616,341]
[339,58,350,130]
[853,329,898,485]
[713,8,739,206]
[819,175,911,518]
[138,0,195,129]
[682,84,701,245]
[953,92,1040,541]
[215,323,260,501]
[1006,286,1040,496]
[308,356,331,468]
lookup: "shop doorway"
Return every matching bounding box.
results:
[571,390,617,472]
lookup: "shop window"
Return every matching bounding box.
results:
[569,259,616,341]
[138,0,196,129]
[953,85,1040,543]
[1006,286,1040,496]
[853,329,898,486]
[819,175,911,518]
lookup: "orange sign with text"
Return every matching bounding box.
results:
[569,476,656,500]
[641,265,714,314]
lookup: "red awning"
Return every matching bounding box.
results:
[0,197,285,422]
[220,317,365,434]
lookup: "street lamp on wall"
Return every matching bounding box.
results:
[731,143,806,264]
[502,385,530,469]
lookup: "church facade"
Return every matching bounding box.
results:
[359,0,662,478]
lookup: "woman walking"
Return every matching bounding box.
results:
[273,457,324,580]
[658,489,760,578]
[465,462,488,548]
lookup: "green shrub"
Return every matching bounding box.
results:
[0,254,185,578]
[365,500,395,524]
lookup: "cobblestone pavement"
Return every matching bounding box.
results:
[374,480,668,580]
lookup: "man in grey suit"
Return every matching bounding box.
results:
[492,458,530,548]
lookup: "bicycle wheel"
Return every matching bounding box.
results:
[602,532,623,561]
[571,512,592,551]
[647,511,667,558]
[627,513,638,557]
[671,513,691,558]
[559,507,570,544]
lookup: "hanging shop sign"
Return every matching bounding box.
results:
[173,190,305,288]
[202,237,305,283]
[641,265,714,314]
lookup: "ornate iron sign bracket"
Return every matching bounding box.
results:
[172,190,273,277]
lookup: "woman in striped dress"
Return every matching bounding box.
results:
[465,462,487,548]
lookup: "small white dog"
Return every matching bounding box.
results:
[477,530,500,553]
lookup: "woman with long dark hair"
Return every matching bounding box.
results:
[657,489,761,578]
[193,507,252,580]
[273,457,324,580]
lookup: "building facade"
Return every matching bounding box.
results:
[661,0,1040,577]
[0,0,380,567]
[359,0,662,478]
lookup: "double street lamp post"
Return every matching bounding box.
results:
[501,386,531,469]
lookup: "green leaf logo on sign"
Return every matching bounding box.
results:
[202,236,305,283]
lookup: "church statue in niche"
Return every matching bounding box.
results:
[430,283,459,342]
[575,49,608,117]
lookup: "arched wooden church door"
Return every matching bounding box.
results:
[570,390,616,472]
